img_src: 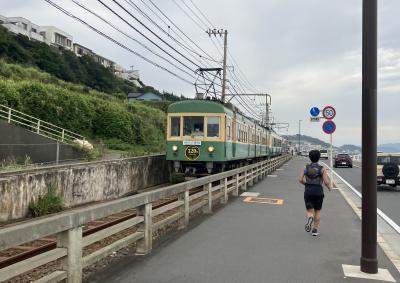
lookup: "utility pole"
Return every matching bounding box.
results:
[361,0,378,274]
[206,29,228,102]
[265,94,271,129]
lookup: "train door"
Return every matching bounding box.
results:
[247,125,250,156]
[224,115,227,158]
[232,113,236,158]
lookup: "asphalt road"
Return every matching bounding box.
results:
[321,159,400,228]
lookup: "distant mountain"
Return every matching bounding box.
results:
[378,143,400,153]
[338,144,361,153]
[284,134,336,149]
[284,135,362,153]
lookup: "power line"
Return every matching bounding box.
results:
[124,0,210,68]
[97,0,199,71]
[146,0,219,64]
[70,0,197,81]
[100,0,222,89]
[43,0,194,85]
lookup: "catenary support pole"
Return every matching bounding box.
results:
[221,30,228,103]
[361,0,378,274]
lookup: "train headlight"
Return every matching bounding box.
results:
[172,145,178,152]
[208,146,215,153]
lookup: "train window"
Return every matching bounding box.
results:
[207,117,220,137]
[170,117,181,137]
[184,116,204,137]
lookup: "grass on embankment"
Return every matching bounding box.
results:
[0,60,166,160]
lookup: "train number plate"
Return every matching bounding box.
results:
[185,146,200,160]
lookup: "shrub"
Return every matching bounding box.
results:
[28,189,64,217]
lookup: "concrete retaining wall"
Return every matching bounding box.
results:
[0,154,169,222]
[0,121,85,164]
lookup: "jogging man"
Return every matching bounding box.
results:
[298,150,332,236]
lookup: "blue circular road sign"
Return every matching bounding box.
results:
[322,120,336,134]
[310,107,320,117]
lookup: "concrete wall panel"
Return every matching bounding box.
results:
[0,155,169,222]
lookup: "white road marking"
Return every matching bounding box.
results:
[240,192,260,197]
[267,175,278,178]
[342,265,395,282]
[324,163,400,235]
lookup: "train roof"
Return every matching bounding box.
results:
[168,99,282,137]
[168,99,232,114]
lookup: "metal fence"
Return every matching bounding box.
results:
[0,155,291,283]
[0,104,85,144]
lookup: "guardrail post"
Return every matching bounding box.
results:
[203,183,212,214]
[221,178,228,204]
[135,203,152,255]
[244,169,248,191]
[233,174,239,196]
[179,190,190,229]
[7,108,11,123]
[62,129,65,142]
[37,120,40,134]
[57,227,82,283]
[258,163,262,180]
[249,167,254,186]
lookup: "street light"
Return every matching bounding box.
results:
[298,120,302,155]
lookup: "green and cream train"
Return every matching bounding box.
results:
[166,99,284,175]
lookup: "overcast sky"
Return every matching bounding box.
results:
[2,0,400,146]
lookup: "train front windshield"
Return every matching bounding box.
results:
[184,116,204,137]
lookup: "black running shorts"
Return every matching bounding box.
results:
[304,194,324,210]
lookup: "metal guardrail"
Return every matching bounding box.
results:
[0,155,291,283]
[0,104,85,144]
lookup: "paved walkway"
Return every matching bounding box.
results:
[87,158,400,283]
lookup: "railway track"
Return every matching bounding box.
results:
[0,186,204,273]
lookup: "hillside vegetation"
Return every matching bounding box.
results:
[0,26,138,96]
[0,60,166,155]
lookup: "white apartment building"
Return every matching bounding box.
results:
[39,26,73,51]
[73,43,115,69]
[93,54,114,69]
[115,67,141,86]
[73,43,92,57]
[0,15,43,41]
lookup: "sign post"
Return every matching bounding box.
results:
[322,119,336,189]
[309,105,336,189]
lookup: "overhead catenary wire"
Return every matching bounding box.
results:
[146,0,221,64]
[124,0,213,68]
[97,0,199,72]
[181,0,262,94]
[43,0,194,85]
[99,0,222,88]
[70,0,198,82]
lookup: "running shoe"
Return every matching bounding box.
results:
[311,228,319,236]
[305,216,314,232]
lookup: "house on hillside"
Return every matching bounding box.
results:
[39,26,73,51]
[0,15,44,41]
[127,92,163,102]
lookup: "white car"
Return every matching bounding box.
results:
[320,149,328,159]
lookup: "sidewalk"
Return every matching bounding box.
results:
[87,158,400,283]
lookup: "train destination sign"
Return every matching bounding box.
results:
[322,120,336,134]
[322,106,336,120]
[183,141,201,146]
[185,146,200,160]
